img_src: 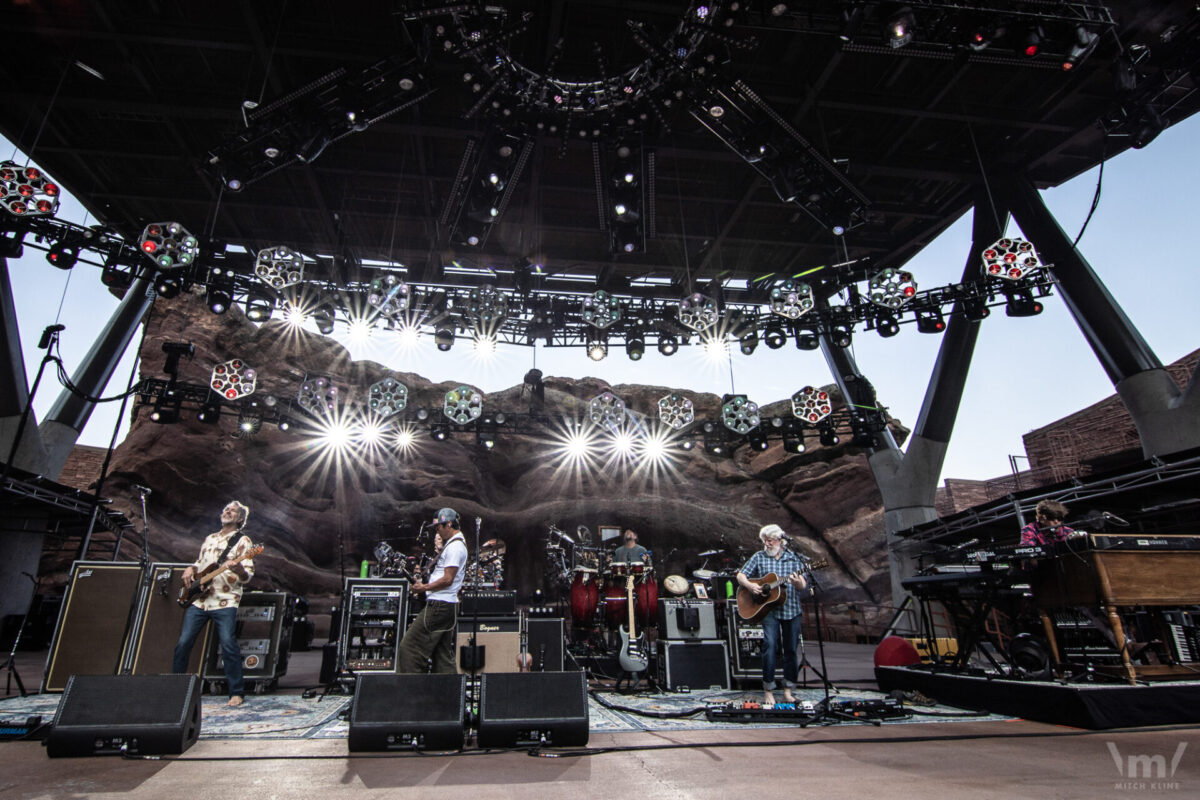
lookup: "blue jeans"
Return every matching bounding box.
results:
[173,605,244,697]
[761,612,802,691]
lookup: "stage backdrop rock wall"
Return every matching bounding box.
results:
[81,293,901,612]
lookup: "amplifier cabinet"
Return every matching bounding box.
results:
[461,590,517,617]
[127,563,209,677]
[202,591,293,691]
[656,640,730,691]
[457,616,521,674]
[657,599,718,640]
[725,599,765,679]
[43,562,144,693]
[525,617,566,672]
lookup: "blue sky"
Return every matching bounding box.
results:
[5,113,1197,483]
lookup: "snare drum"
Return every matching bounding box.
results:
[569,567,600,625]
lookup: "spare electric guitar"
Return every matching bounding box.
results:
[735,560,828,623]
[617,574,649,675]
[176,544,263,608]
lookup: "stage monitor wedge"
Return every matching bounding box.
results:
[45,674,202,757]
[348,673,466,751]
[478,671,589,748]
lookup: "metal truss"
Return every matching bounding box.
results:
[1,475,131,536]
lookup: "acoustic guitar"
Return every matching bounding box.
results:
[617,574,648,675]
[735,560,827,623]
[176,544,263,607]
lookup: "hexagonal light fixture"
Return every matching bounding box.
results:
[678,292,719,332]
[982,237,1041,280]
[657,392,695,430]
[721,394,761,435]
[466,284,509,327]
[444,385,484,425]
[255,245,306,289]
[867,268,917,309]
[581,290,622,329]
[769,279,814,319]
[588,391,627,429]
[139,222,199,270]
[367,274,411,318]
[297,376,339,417]
[1,161,61,217]
[210,358,257,401]
[368,376,408,418]
[792,385,833,423]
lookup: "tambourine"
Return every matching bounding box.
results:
[663,574,689,596]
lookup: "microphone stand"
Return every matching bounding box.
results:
[2,573,38,697]
[135,485,152,565]
[800,564,876,727]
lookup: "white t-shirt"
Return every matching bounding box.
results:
[427,533,468,603]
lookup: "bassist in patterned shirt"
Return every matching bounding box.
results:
[172,501,257,707]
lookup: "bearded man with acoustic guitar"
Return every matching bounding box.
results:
[736,524,807,707]
[172,500,257,707]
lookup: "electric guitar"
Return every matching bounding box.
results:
[735,560,827,623]
[176,544,263,607]
[617,574,648,674]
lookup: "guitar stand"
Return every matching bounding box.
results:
[614,670,646,693]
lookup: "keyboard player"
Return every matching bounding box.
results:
[1019,500,1081,547]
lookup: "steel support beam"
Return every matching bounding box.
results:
[38,277,154,479]
[0,257,49,474]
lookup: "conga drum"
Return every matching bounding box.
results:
[569,567,600,625]
[635,572,658,628]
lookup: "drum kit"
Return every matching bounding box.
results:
[569,555,659,629]
[463,539,505,589]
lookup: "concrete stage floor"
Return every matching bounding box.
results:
[3,643,1199,799]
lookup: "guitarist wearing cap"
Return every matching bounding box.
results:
[172,501,257,707]
[736,524,807,707]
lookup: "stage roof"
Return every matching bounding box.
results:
[1,1,1197,298]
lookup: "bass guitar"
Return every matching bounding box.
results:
[176,544,263,608]
[735,560,827,623]
[617,574,648,675]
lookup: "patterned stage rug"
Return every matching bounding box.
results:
[2,685,1001,741]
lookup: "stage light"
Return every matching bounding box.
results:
[395,428,415,450]
[397,324,420,348]
[658,392,695,430]
[466,284,509,329]
[149,395,182,424]
[1131,104,1164,150]
[678,292,719,332]
[915,309,946,334]
[721,394,761,435]
[1,161,61,217]
[586,329,608,361]
[1018,25,1043,58]
[154,273,183,298]
[245,291,274,322]
[473,334,497,357]
[764,323,787,350]
[197,402,221,425]
[161,342,194,377]
[867,268,917,309]
[658,333,678,356]
[367,273,411,318]
[981,237,1041,280]
[702,336,728,362]
[45,240,79,269]
[747,427,769,451]
[963,297,990,322]
[739,330,758,355]
[211,359,257,400]
[819,425,840,447]
[416,406,430,421]
[588,391,627,429]
[139,222,198,270]
[435,325,455,351]
[876,314,900,338]
[254,246,305,289]
[1004,286,1043,318]
[792,386,832,423]
[796,329,822,351]
[431,423,449,441]
[313,304,336,335]
[1062,26,1100,71]
[444,385,484,425]
[625,330,645,361]
[347,317,373,344]
[783,431,805,453]
[582,289,622,329]
[282,302,308,328]
[828,326,852,349]
[368,376,408,418]
[297,376,339,417]
[703,432,726,456]
[885,7,916,49]
[206,285,232,314]
[769,279,814,320]
[476,423,496,449]
[237,410,263,435]
[277,417,291,432]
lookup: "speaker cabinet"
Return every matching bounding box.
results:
[43,562,144,693]
[478,671,589,748]
[656,640,730,691]
[348,673,465,751]
[457,616,522,674]
[725,600,765,679]
[45,674,201,757]
[525,617,565,672]
[202,592,294,691]
[657,599,718,640]
[127,563,209,676]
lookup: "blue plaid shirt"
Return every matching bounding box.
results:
[739,548,809,620]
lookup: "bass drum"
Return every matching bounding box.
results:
[569,568,600,626]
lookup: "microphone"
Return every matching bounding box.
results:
[1102,511,1130,526]
[134,484,152,496]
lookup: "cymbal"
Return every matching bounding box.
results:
[663,575,689,596]
[698,549,725,557]
[692,568,716,580]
